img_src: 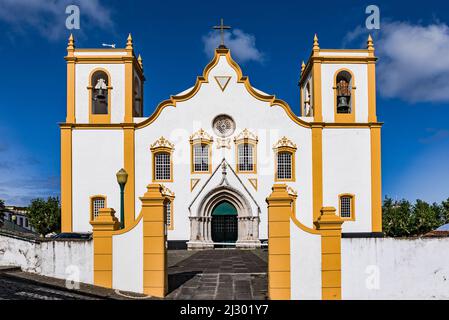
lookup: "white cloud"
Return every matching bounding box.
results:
[202,29,264,63]
[344,21,449,103]
[0,0,113,40]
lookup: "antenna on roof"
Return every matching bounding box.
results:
[102,43,116,48]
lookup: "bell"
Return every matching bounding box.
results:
[337,96,350,113]
[95,88,106,100]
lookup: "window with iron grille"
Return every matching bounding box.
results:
[238,143,254,172]
[155,152,171,180]
[193,144,209,172]
[340,196,352,218]
[92,198,105,220]
[164,200,172,227]
[277,152,292,180]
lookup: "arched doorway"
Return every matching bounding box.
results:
[211,201,238,246]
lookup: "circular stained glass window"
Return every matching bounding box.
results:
[212,114,236,138]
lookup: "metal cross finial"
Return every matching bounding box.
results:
[213,18,231,48]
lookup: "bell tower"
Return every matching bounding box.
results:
[64,33,145,125]
[299,34,377,123]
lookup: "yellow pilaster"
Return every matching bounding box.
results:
[312,34,322,122]
[312,125,323,225]
[124,34,134,123]
[266,184,293,300]
[367,35,377,123]
[60,125,72,232]
[141,184,168,298]
[315,207,344,300]
[370,125,382,232]
[90,208,120,289]
[123,125,135,227]
[65,34,76,123]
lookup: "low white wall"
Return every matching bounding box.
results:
[290,222,322,300]
[342,238,449,300]
[0,234,93,285]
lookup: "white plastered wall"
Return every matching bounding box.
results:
[134,55,314,241]
[290,221,322,300]
[72,130,124,232]
[75,63,125,123]
[342,238,449,299]
[322,128,372,233]
[112,219,143,293]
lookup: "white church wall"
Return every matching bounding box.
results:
[290,221,322,300]
[112,219,143,293]
[134,55,314,241]
[0,234,93,285]
[341,237,449,299]
[321,63,369,123]
[322,128,372,233]
[75,63,126,123]
[72,129,124,232]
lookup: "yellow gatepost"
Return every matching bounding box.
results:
[266,184,293,300]
[315,207,344,300]
[90,208,120,288]
[140,184,169,298]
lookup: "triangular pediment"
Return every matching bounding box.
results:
[188,159,260,213]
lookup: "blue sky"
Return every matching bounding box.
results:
[0,0,448,206]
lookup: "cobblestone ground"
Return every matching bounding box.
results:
[0,274,102,300]
[167,249,268,300]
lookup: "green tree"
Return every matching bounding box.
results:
[0,199,5,227]
[440,198,449,224]
[382,197,413,237]
[409,199,440,236]
[27,197,61,236]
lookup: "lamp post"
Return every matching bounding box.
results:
[116,168,128,229]
[11,215,16,232]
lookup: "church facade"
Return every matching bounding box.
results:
[60,33,382,250]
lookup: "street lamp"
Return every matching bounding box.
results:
[116,168,128,229]
[11,215,16,232]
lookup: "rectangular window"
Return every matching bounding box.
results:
[238,144,254,172]
[164,200,172,228]
[340,196,352,218]
[277,152,292,180]
[92,198,106,219]
[193,144,209,172]
[155,152,171,180]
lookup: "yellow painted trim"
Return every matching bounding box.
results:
[190,134,213,174]
[312,126,323,226]
[312,59,322,122]
[274,146,297,182]
[214,76,232,92]
[124,58,134,123]
[248,178,258,191]
[88,68,112,124]
[135,49,313,130]
[61,127,72,232]
[370,125,382,232]
[151,147,174,183]
[334,68,356,123]
[66,59,76,123]
[90,195,107,221]
[235,140,258,174]
[90,208,120,289]
[266,184,293,300]
[124,126,136,227]
[190,179,200,191]
[368,61,377,122]
[338,193,356,221]
[314,207,344,300]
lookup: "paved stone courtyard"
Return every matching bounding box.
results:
[167,249,268,300]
